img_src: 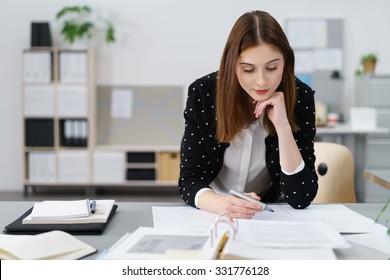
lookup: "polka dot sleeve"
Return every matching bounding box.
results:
[178,74,222,207]
[279,80,319,209]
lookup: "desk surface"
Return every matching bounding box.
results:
[364,169,390,191]
[316,123,389,135]
[1,201,388,260]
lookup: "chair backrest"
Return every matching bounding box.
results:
[313,142,356,203]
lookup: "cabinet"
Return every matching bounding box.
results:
[22,48,93,191]
[91,147,180,186]
[355,75,390,202]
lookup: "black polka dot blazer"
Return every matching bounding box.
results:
[178,71,318,209]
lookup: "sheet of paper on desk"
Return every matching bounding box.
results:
[237,220,349,249]
[343,223,390,255]
[153,205,376,234]
[152,205,296,230]
[275,204,376,233]
[153,206,218,230]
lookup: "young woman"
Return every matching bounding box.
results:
[178,10,318,218]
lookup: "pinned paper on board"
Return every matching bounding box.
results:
[111,88,133,119]
[286,20,327,48]
[96,86,184,146]
[314,48,343,71]
[295,50,315,73]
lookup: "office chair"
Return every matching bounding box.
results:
[313,142,357,203]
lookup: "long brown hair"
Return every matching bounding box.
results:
[216,10,298,142]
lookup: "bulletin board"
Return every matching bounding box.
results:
[96,85,185,146]
[285,19,344,115]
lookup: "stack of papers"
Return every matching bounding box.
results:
[100,220,348,260]
[151,204,390,259]
[22,200,115,224]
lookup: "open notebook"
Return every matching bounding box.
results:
[100,214,348,260]
[0,230,96,260]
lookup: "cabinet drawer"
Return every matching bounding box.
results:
[159,152,180,181]
[126,168,156,180]
[368,79,390,107]
[127,152,155,163]
[377,109,390,129]
[366,139,390,168]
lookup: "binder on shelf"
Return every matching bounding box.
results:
[27,152,56,183]
[63,119,72,146]
[25,119,54,147]
[93,150,125,183]
[61,119,88,147]
[80,119,88,147]
[101,213,348,260]
[24,86,55,117]
[59,51,88,83]
[58,151,89,183]
[57,86,88,117]
[23,51,52,83]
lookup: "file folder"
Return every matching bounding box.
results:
[3,205,118,235]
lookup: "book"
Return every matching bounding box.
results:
[3,204,118,235]
[0,230,96,260]
[22,200,115,224]
[100,214,348,260]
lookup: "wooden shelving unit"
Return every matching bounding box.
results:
[22,47,93,193]
[21,48,181,195]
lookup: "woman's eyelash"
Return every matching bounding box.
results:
[242,67,277,73]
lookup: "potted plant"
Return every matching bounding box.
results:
[360,53,377,74]
[56,5,115,47]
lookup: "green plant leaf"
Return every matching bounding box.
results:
[361,53,378,63]
[375,197,390,225]
[106,23,115,43]
[56,5,116,45]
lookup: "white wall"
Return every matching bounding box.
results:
[1,0,390,191]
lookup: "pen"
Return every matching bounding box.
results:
[229,189,274,212]
[90,200,97,214]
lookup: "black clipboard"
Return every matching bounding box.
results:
[3,205,118,235]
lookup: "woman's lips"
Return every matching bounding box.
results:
[254,89,269,95]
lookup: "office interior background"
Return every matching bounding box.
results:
[1,0,389,201]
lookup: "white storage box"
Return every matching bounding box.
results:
[350,107,377,129]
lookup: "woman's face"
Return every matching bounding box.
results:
[236,43,285,102]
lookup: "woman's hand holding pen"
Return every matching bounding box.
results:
[224,192,262,219]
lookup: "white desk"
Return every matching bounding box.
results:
[1,201,388,260]
[317,123,389,202]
